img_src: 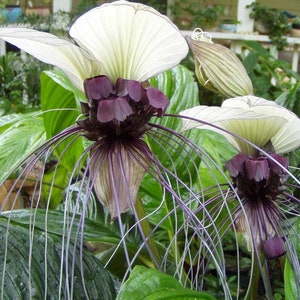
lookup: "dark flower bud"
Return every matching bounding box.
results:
[262,237,286,259]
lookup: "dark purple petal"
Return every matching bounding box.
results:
[97,99,116,122]
[127,80,142,102]
[262,237,286,259]
[268,153,289,174]
[114,97,133,121]
[84,76,113,101]
[116,78,142,101]
[97,98,133,123]
[116,78,128,97]
[225,152,248,178]
[146,87,169,109]
[245,158,269,182]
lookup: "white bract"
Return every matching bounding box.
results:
[181,95,300,156]
[0,0,188,93]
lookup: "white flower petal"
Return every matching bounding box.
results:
[222,96,278,109]
[223,96,298,124]
[69,0,188,82]
[180,106,260,131]
[252,105,297,123]
[272,118,300,153]
[180,105,287,155]
[0,28,102,90]
[221,117,287,155]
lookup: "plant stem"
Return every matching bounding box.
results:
[134,195,161,267]
[246,253,276,300]
[245,254,261,300]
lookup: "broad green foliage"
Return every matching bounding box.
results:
[0,210,116,300]
[40,71,85,206]
[117,265,216,300]
[42,69,85,106]
[284,260,298,300]
[41,70,84,169]
[142,65,235,232]
[276,82,300,118]
[0,113,45,182]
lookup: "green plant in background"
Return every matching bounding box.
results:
[170,0,223,30]
[0,0,8,9]
[123,0,167,14]
[246,1,290,51]
[240,41,300,99]
[76,0,99,14]
[0,52,23,115]
[17,13,51,31]
[0,52,48,115]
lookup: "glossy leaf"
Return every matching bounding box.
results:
[42,69,86,105]
[3,209,121,245]
[3,208,150,278]
[41,70,84,169]
[0,210,116,299]
[0,113,46,182]
[284,260,298,300]
[117,265,216,300]
[148,65,202,177]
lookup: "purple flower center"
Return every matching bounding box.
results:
[78,75,169,140]
[226,152,288,202]
[226,152,289,258]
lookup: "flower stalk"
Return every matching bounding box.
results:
[134,195,161,266]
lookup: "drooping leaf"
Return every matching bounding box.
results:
[3,208,151,279]
[116,265,216,300]
[3,209,120,245]
[0,210,116,299]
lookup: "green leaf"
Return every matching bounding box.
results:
[140,173,173,231]
[284,260,298,300]
[41,164,71,208]
[275,82,300,116]
[0,113,46,181]
[42,69,85,106]
[41,70,84,170]
[2,209,149,278]
[147,65,202,179]
[117,265,216,300]
[2,209,121,245]
[0,211,116,299]
[196,130,236,169]
[140,65,201,232]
